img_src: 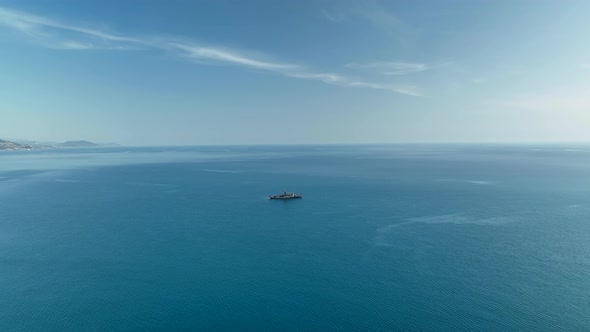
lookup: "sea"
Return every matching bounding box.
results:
[0,145,589,331]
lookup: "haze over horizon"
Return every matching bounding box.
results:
[2,0,590,145]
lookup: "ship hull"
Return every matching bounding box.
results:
[269,195,302,200]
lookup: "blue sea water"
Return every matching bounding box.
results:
[0,145,589,331]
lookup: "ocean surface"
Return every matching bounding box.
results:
[0,145,589,331]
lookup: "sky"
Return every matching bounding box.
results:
[1,0,590,145]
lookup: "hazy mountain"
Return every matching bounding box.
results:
[0,139,31,150]
[60,140,99,148]
[1,139,119,150]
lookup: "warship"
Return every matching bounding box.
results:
[269,192,302,200]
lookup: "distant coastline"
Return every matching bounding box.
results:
[0,139,119,151]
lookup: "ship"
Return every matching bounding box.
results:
[269,192,302,200]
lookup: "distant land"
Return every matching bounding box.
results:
[0,138,119,151]
[0,139,32,151]
[60,140,99,148]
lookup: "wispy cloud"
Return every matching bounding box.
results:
[284,71,421,96]
[319,9,343,23]
[170,43,298,71]
[57,41,96,50]
[173,44,421,96]
[346,61,429,75]
[0,7,142,49]
[0,6,421,96]
[581,63,590,70]
[320,5,403,31]
[319,4,411,47]
[354,6,403,31]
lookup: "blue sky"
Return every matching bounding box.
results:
[1,0,590,145]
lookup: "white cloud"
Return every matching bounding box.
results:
[171,45,422,96]
[346,61,429,75]
[581,63,590,69]
[170,43,298,71]
[0,7,142,47]
[285,71,421,96]
[0,6,422,97]
[58,41,95,50]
